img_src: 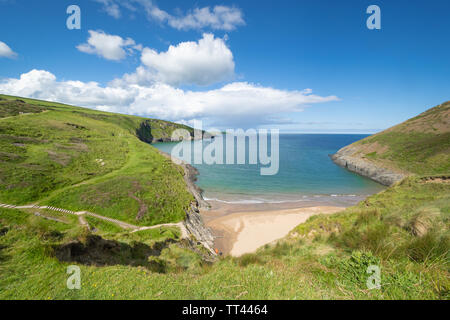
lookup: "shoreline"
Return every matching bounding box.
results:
[156,149,216,254]
[203,203,344,256]
[331,147,406,186]
[199,198,360,256]
[155,145,373,257]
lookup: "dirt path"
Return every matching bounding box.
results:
[0,202,189,238]
[0,110,50,121]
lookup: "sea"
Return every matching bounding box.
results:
[154,134,385,207]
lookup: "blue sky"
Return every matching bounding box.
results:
[0,0,449,133]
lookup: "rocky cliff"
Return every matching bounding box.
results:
[182,163,216,255]
[331,102,450,185]
[331,146,406,186]
[158,150,216,255]
[184,202,216,255]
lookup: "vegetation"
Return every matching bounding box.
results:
[345,101,450,175]
[0,96,448,300]
[0,94,194,225]
[1,177,448,300]
[0,99,46,118]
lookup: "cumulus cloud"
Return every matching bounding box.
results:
[113,33,234,87]
[0,70,135,107]
[94,0,245,31]
[0,69,338,127]
[0,70,55,96]
[77,30,140,61]
[125,82,338,124]
[136,33,234,86]
[0,41,17,58]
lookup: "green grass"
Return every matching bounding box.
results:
[84,216,125,234]
[348,101,450,175]
[0,99,47,118]
[0,94,194,225]
[1,177,448,299]
[360,131,450,175]
[1,95,448,300]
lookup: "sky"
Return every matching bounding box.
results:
[0,0,449,133]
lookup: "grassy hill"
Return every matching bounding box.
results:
[1,176,448,299]
[0,97,448,300]
[0,94,195,225]
[333,101,450,177]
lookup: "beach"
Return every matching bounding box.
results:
[202,201,345,256]
[153,136,385,257]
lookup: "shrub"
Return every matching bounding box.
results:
[338,221,394,257]
[270,242,294,257]
[405,207,440,237]
[236,253,265,267]
[338,250,380,288]
[406,231,449,263]
[355,208,381,226]
[150,244,203,273]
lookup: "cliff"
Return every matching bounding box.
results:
[158,150,216,255]
[331,147,406,186]
[331,101,449,185]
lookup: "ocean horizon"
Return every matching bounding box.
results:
[154,134,386,206]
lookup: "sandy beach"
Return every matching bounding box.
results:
[202,201,345,256]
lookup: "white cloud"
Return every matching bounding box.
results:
[125,82,338,124]
[150,5,245,31]
[0,70,55,96]
[0,70,339,127]
[136,33,234,86]
[0,70,135,107]
[94,0,122,18]
[0,41,17,58]
[94,0,245,31]
[77,30,140,61]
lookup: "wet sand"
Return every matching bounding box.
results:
[202,201,345,256]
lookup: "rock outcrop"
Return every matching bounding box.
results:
[157,150,216,255]
[184,202,215,255]
[182,163,215,255]
[182,163,210,209]
[331,146,406,186]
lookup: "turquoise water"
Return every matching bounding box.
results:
[154,134,385,205]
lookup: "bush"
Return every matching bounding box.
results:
[338,250,380,288]
[338,221,396,258]
[355,208,381,226]
[405,207,440,237]
[270,242,294,257]
[236,253,265,267]
[149,244,203,273]
[406,231,449,263]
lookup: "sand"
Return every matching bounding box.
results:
[203,202,344,257]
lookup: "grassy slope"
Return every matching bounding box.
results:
[339,101,450,175]
[0,97,448,300]
[1,178,448,300]
[0,94,194,225]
